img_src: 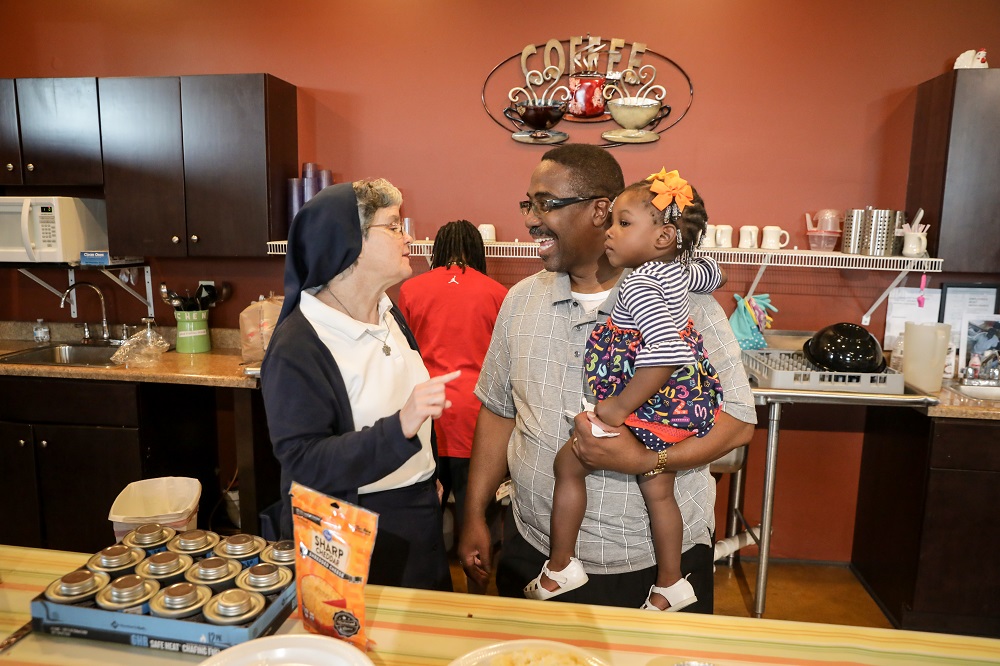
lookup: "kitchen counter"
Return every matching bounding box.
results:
[2,337,998,416]
[0,339,258,389]
[4,545,1000,665]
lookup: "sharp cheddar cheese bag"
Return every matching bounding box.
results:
[290,482,378,650]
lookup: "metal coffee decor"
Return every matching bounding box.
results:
[602,65,669,144]
[503,65,572,145]
[483,35,693,147]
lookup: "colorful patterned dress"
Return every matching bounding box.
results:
[584,257,724,451]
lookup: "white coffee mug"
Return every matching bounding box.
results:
[477,223,496,243]
[715,225,733,248]
[901,231,927,257]
[760,225,790,249]
[739,225,759,249]
[701,224,717,248]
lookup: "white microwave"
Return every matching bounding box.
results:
[0,196,109,263]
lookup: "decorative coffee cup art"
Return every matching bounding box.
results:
[504,65,571,145]
[602,65,670,144]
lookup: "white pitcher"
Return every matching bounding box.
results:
[902,231,927,257]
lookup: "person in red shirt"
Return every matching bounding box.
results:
[398,220,508,592]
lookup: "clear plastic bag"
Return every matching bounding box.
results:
[112,318,170,367]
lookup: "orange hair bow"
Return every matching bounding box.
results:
[646,168,693,212]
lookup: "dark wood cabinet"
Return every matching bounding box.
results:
[99,73,297,257]
[11,77,104,186]
[905,69,1000,273]
[853,408,1000,637]
[99,77,187,258]
[180,74,298,257]
[0,377,220,554]
[0,420,42,546]
[34,424,143,552]
[0,80,22,186]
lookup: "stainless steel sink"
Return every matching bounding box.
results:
[0,343,118,367]
[945,383,1000,401]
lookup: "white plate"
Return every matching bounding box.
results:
[199,634,374,666]
[449,639,609,666]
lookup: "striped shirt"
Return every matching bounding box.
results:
[611,257,723,368]
[475,268,756,574]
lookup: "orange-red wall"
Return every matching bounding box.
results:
[2,0,999,562]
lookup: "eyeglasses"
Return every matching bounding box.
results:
[369,223,406,238]
[518,195,605,217]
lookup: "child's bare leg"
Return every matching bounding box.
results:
[638,470,683,609]
[541,437,591,592]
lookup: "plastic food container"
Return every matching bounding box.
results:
[807,230,840,252]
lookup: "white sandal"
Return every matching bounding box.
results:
[523,558,589,600]
[640,575,697,611]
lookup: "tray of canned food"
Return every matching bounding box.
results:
[30,523,298,657]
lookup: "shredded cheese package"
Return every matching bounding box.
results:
[290,482,378,651]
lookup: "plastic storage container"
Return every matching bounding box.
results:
[109,477,201,540]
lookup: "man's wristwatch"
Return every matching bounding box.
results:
[643,448,670,477]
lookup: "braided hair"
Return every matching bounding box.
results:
[430,219,488,274]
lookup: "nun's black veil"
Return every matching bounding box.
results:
[277,183,363,323]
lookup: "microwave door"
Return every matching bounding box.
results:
[20,199,37,261]
[0,198,37,262]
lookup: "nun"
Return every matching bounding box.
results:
[262,179,457,591]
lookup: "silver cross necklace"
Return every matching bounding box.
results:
[324,285,392,356]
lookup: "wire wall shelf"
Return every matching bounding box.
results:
[268,240,942,272]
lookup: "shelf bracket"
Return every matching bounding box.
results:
[17,265,155,321]
[745,255,771,300]
[860,265,915,326]
[99,267,155,318]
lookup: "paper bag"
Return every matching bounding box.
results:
[239,294,284,363]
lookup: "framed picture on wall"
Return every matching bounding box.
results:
[958,314,1000,373]
[938,282,999,347]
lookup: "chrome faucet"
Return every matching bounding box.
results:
[60,282,110,342]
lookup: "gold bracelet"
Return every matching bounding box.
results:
[642,448,670,477]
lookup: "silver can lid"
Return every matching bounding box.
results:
[235,562,294,596]
[146,552,182,575]
[163,582,199,609]
[46,569,110,604]
[247,563,280,587]
[132,523,167,545]
[60,570,99,596]
[110,574,146,603]
[216,589,253,616]
[186,556,240,585]
[203,589,265,625]
[269,540,296,563]
[98,544,134,568]
[221,534,255,556]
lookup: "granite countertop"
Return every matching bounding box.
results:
[926,381,1000,420]
[0,337,258,389]
[1,332,997,414]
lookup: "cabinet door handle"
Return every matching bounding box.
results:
[171,236,181,244]
[26,163,34,172]
[190,235,200,243]
[5,163,13,172]
[40,440,47,448]
[18,439,26,447]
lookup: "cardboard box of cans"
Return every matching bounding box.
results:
[29,525,299,657]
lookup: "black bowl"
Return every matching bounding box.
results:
[803,323,886,373]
